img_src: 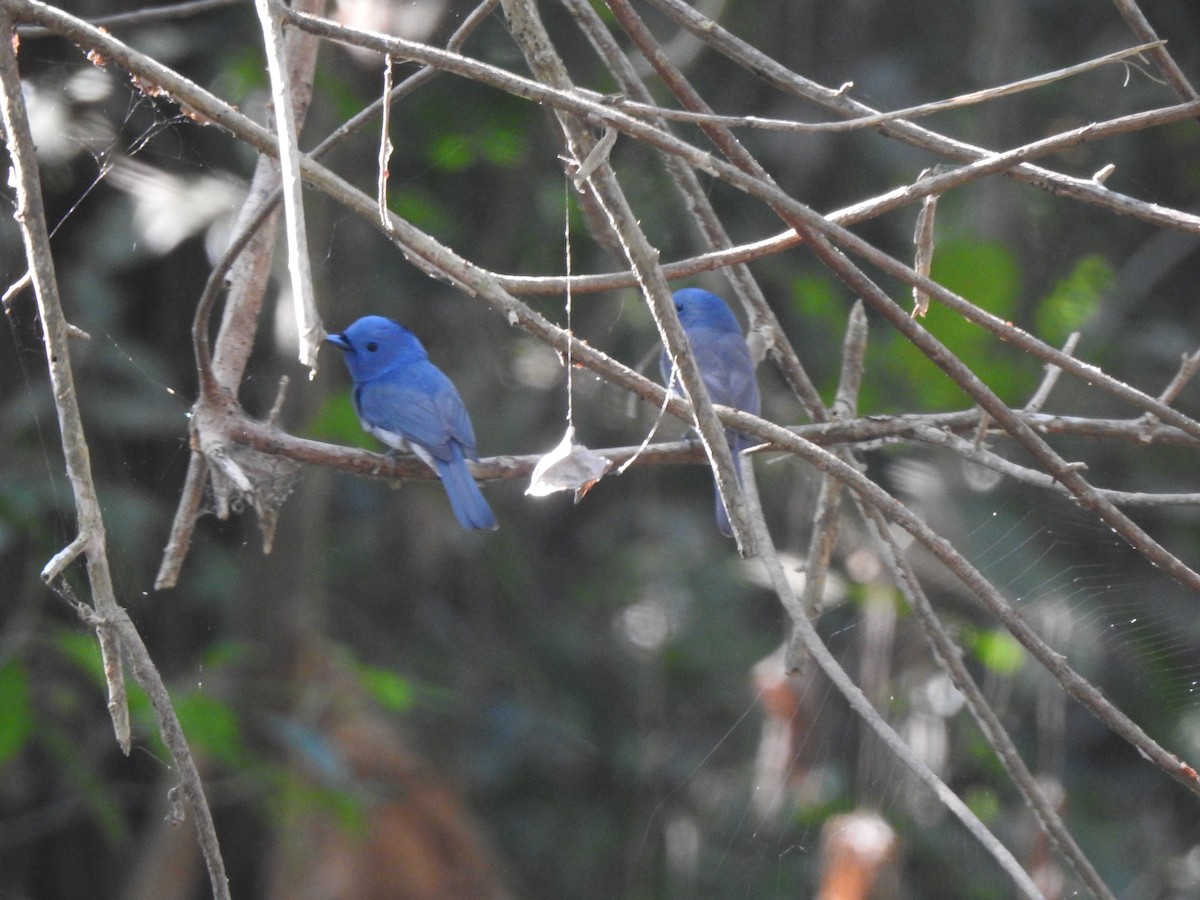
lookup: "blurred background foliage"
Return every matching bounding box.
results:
[2,0,1200,897]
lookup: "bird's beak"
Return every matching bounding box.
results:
[325,333,351,351]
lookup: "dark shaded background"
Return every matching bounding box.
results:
[3,0,1200,896]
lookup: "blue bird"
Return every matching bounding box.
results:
[326,315,497,530]
[659,288,761,536]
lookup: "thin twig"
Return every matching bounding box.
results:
[594,0,1200,597]
[17,0,242,34]
[219,405,1200,506]
[912,188,937,317]
[21,0,1200,798]
[738,415,1200,799]
[905,424,1200,507]
[1157,347,1200,406]
[184,0,1200,594]
[607,41,1165,134]
[799,301,868,614]
[1026,332,1080,413]
[486,95,1200,298]
[156,0,324,589]
[273,13,1200,455]
[56,0,1189,595]
[156,0,493,589]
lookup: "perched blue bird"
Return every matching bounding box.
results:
[659,288,761,536]
[326,315,497,530]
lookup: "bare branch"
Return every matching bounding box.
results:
[156,0,325,589]
[488,94,1200,298]
[1157,347,1200,406]
[585,0,825,422]
[254,0,322,370]
[19,2,1200,463]
[15,7,1200,891]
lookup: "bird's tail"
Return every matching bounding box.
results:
[714,487,733,538]
[436,445,498,531]
[713,431,751,538]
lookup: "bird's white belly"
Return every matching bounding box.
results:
[360,420,438,471]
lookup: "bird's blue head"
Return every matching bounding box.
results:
[325,315,428,381]
[672,288,742,335]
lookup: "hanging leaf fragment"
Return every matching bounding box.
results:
[912,189,938,318]
[526,426,612,502]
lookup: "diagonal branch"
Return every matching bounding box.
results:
[1108,0,1199,103]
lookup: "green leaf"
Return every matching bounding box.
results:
[1035,254,1112,343]
[173,692,246,766]
[0,662,33,764]
[200,640,250,671]
[221,47,270,98]
[307,392,373,449]
[970,628,1025,675]
[930,240,1021,316]
[357,664,416,713]
[391,188,455,237]
[428,134,475,172]
[424,123,525,172]
[53,629,106,686]
[873,240,1037,409]
[480,125,526,167]
[790,272,842,326]
[274,774,368,835]
[39,722,130,846]
[964,785,1000,823]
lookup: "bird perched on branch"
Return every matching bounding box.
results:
[659,288,761,536]
[327,315,497,531]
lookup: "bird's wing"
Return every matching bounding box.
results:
[693,331,761,414]
[356,362,477,462]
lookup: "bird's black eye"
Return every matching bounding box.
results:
[675,302,684,313]
[365,341,378,352]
